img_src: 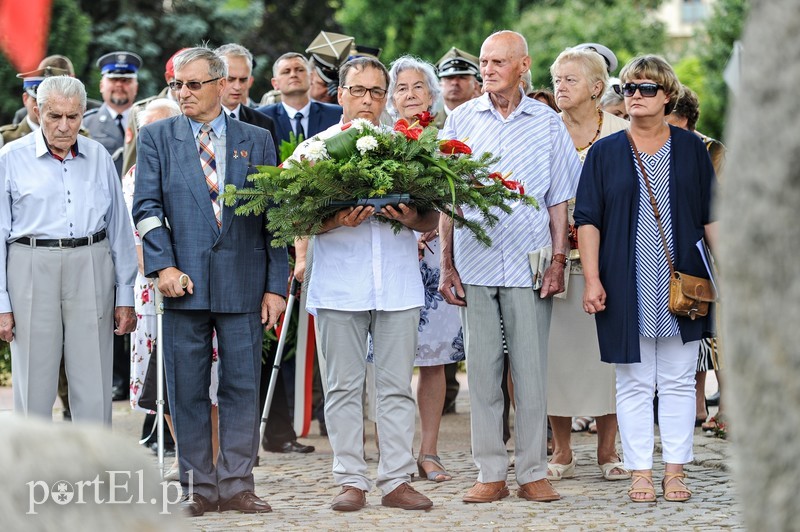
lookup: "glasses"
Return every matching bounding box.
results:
[342,85,387,100]
[621,82,664,97]
[168,77,221,91]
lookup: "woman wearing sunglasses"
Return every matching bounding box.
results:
[573,55,717,503]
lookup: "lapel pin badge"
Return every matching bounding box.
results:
[233,150,239,159]
[240,150,248,158]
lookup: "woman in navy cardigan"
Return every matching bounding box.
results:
[573,55,716,504]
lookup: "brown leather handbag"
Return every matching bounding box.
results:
[626,130,716,320]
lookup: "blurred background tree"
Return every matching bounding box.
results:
[0,0,748,142]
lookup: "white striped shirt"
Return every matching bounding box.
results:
[443,92,581,287]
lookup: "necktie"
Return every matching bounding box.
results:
[198,124,221,227]
[115,114,125,138]
[230,111,237,120]
[293,112,305,140]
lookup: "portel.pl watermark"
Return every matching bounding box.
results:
[26,470,191,515]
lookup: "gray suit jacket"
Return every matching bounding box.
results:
[132,114,288,312]
[83,103,124,176]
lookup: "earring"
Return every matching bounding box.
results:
[591,94,597,100]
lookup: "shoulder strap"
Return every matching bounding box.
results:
[625,129,676,277]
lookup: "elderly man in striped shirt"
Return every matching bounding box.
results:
[439,30,582,504]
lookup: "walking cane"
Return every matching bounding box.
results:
[154,280,166,477]
[259,277,301,445]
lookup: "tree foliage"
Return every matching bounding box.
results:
[696,0,749,139]
[515,0,666,91]
[336,0,518,65]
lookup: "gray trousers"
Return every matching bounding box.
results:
[9,240,115,424]
[461,284,552,485]
[317,307,419,494]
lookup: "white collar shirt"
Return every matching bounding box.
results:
[442,92,581,287]
[295,122,424,314]
[0,128,137,310]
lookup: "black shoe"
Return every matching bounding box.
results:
[111,384,129,401]
[263,440,315,454]
[147,441,176,457]
[706,390,720,407]
[63,408,72,421]
[180,493,217,517]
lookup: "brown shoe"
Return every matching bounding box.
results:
[381,482,433,510]
[179,493,217,517]
[462,481,510,503]
[331,486,367,512]
[218,490,272,513]
[517,478,561,502]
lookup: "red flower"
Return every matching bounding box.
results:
[141,289,150,304]
[489,172,525,195]
[394,119,423,140]
[414,111,434,127]
[440,139,472,155]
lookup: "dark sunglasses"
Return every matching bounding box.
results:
[621,82,664,97]
[168,77,221,91]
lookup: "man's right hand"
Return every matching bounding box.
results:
[0,312,14,342]
[157,267,193,298]
[439,263,467,307]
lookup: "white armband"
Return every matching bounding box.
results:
[136,216,168,239]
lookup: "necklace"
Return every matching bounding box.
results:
[575,108,603,152]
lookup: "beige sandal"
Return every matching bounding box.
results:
[599,461,631,481]
[628,472,656,503]
[662,471,692,502]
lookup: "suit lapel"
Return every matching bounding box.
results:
[219,118,252,239]
[276,105,293,143]
[172,118,220,233]
[307,102,322,138]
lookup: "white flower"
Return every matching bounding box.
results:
[356,135,378,154]
[350,118,375,132]
[304,140,328,161]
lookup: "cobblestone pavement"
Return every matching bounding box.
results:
[1,375,742,531]
[104,375,743,531]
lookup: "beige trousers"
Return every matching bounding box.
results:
[9,240,115,424]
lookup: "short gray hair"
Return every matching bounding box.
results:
[136,98,181,128]
[173,46,227,80]
[386,56,441,117]
[272,52,309,78]
[214,43,253,73]
[36,76,86,113]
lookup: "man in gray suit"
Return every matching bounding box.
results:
[132,47,289,517]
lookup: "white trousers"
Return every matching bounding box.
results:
[616,335,699,470]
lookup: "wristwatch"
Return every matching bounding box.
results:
[552,253,567,265]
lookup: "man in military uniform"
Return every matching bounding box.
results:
[0,74,44,147]
[121,49,183,177]
[1,56,77,146]
[434,47,482,129]
[83,51,141,178]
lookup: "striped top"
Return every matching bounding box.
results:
[443,92,581,287]
[633,137,680,337]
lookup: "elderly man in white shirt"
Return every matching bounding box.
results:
[293,56,439,512]
[0,76,137,424]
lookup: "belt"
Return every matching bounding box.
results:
[15,229,107,248]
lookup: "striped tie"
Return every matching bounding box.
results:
[198,124,221,227]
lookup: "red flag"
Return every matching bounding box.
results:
[0,0,53,72]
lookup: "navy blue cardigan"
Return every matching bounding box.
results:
[573,126,715,364]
